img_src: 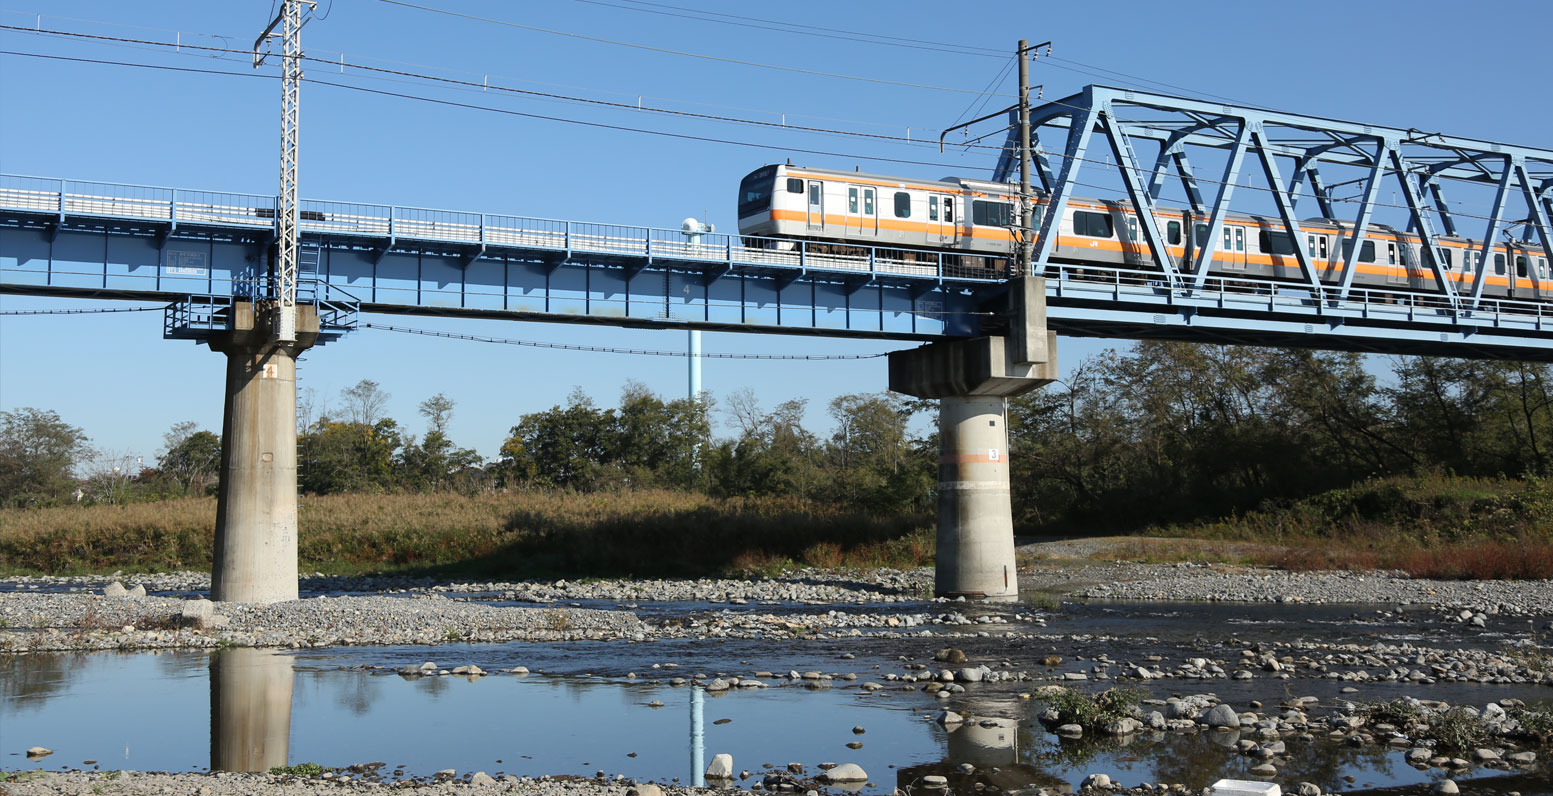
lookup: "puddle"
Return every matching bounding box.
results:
[4,648,1551,794]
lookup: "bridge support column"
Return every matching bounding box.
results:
[206,302,318,604]
[889,278,1054,601]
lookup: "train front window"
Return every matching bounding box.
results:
[737,170,775,218]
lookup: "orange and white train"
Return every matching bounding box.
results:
[736,163,1551,299]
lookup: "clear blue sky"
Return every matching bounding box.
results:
[1,0,1548,463]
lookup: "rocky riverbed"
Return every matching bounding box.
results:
[9,560,1553,795]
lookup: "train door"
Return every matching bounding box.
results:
[1222,225,1246,270]
[930,194,958,247]
[1510,243,1532,297]
[845,185,875,237]
[806,180,824,231]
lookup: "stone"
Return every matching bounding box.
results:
[706,678,730,692]
[1205,704,1240,728]
[470,772,496,786]
[923,776,949,788]
[1080,773,1111,789]
[434,769,456,780]
[822,763,868,783]
[1249,764,1277,777]
[707,753,734,779]
[1435,781,1459,795]
[1472,748,1501,762]
[451,665,485,676]
[25,747,52,758]
[936,648,968,664]
[1406,748,1431,764]
[1508,751,1537,765]
[852,726,865,734]
[1040,655,1063,666]
[1294,784,1320,796]
[1164,701,1198,720]
[957,667,985,683]
[937,710,964,726]
[1207,780,1281,796]
[126,584,147,598]
[1147,711,1166,729]
[508,666,529,675]
[180,600,215,627]
[627,786,664,796]
[103,581,128,597]
[1056,724,1083,737]
[1104,718,1141,735]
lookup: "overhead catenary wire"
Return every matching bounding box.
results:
[2,29,1542,228]
[364,322,890,360]
[375,0,1013,98]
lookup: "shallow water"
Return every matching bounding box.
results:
[5,645,1552,794]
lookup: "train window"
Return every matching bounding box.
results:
[1234,227,1245,252]
[1223,227,1232,251]
[1195,224,1210,246]
[738,171,775,218]
[786,178,804,193]
[1306,234,1315,256]
[929,196,939,222]
[1387,242,1397,265]
[1167,221,1181,245]
[863,189,875,216]
[1359,240,1375,263]
[1030,204,1042,227]
[1541,258,1548,278]
[847,188,859,214]
[1495,253,1506,275]
[1259,230,1297,255]
[1074,210,1113,238]
[809,183,821,205]
[1516,255,1527,278]
[944,198,955,224]
[972,200,1013,227]
[894,192,911,218]
[1127,216,1138,242]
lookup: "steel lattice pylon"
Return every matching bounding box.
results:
[254,0,314,342]
[996,85,1553,307]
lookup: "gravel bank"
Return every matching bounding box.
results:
[0,593,647,653]
[0,771,710,796]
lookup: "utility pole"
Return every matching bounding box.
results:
[254,0,316,342]
[1016,39,1034,277]
[937,40,1047,276]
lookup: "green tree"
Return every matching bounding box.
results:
[299,418,403,494]
[398,393,481,492]
[500,389,615,489]
[0,408,90,507]
[823,392,931,511]
[611,382,712,489]
[709,391,824,499]
[156,421,222,496]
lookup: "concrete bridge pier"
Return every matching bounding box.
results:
[889,278,1054,601]
[206,302,318,604]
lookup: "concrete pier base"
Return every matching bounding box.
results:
[889,278,1054,601]
[207,303,317,604]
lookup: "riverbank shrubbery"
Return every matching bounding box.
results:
[0,490,930,577]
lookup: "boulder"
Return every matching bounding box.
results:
[180,599,215,628]
[1204,704,1240,728]
[469,772,496,786]
[25,747,52,759]
[935,648,967,664]
[103,582,128,597]
[1080,773,1111,789]
[706,753,734,779]
[126,584,147,598]
[821,763,867,783]
[627,785,664,796]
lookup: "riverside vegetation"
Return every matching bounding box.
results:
[5,341,1553,578]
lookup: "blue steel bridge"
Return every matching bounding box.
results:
[2,172,1551,360]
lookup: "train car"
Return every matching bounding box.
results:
[736,163,1550,301]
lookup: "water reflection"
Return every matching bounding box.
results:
[209,648,293,772]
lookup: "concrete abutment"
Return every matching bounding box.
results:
[889,278,1055,601]
[207,302,318,604]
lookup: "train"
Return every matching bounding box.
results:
[736,162,1551,299]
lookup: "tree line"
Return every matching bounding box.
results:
[4,342,1552,533]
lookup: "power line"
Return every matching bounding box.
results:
[364,322,890,360]
[569,0,1005,58]
[0,305,164,316]
[376,0,1012,98]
